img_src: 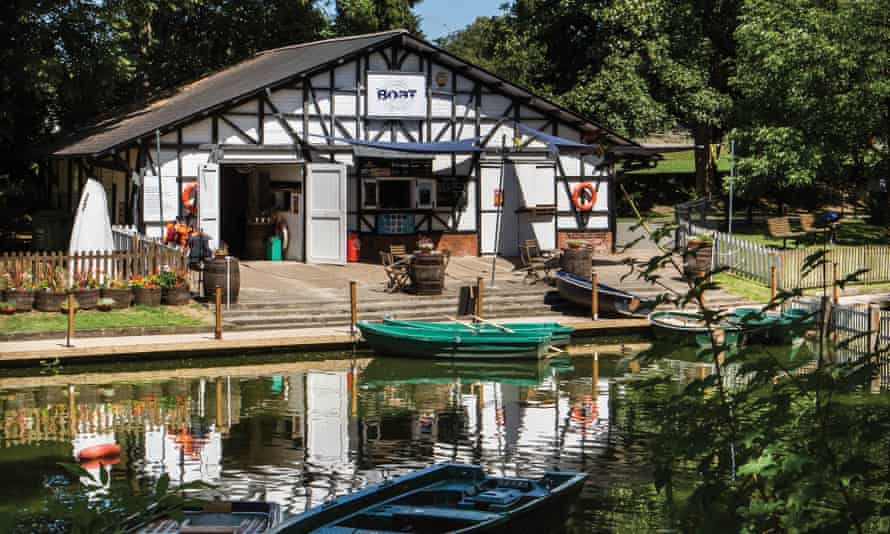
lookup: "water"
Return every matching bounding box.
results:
[0,340,844,532]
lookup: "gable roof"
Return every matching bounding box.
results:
[48,30,635,157]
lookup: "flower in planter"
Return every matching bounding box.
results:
[107,278,129,290]
[128,276,146,289]
[39,266,67,292]
[6,271,33,291]
[565,240,587,249]
[72,271,100,290]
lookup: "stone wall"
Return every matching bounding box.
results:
[359,232,478,261]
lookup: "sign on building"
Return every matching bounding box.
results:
[366,72,427,118]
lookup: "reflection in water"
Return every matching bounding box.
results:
[0,351,708,531]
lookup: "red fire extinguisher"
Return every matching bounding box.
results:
[347,232,361,262]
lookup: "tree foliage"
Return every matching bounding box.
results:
[333,0,423,36]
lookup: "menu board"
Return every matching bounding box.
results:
[359,158,433,178]
[437,176,467,208]
[142,175,179,222]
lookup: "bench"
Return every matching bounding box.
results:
[766,217,805,248]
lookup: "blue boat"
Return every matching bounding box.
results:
[270,463,587,533]
[555,271,657,317]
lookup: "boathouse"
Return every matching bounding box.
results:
[41,30,651,264]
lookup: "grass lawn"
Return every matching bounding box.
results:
[0,304,211,334]
[729,219,889,248]
[712,272,773,303]
[627,150,733,175]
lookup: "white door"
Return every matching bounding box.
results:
[306,162,347,265]
[198,163,220,249]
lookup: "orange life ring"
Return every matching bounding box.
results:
[78,443,121,461]
[571,183,597,211]
[182,182,198,215]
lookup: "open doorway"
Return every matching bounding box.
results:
[220,166,249,257]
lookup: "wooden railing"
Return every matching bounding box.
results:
[0,227,187,283]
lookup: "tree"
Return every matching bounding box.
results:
[334,0,423,36]
[731,0,890,212]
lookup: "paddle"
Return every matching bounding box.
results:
[470,315,516,334]
[443,316,482,331]
[548,345,565,353]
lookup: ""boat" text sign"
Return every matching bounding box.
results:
[366,72,427,119]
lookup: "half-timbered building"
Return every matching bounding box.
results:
[42,30,646,264]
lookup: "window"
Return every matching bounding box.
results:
[362,180,378,208]
[379,179,412,209]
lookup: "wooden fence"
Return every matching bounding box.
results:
[0,227,187,283]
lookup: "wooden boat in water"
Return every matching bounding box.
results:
[357,321,552,360]
[382,318,575,346]
[649,310,741,345]
[138,501,281,533]
[555,271,656,317]
[269,463,587,534]
[653,307,815,346]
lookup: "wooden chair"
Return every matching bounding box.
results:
[389,244,409,261]
[380,251,410,293]
[518,239,561,284]
[767,217,806,248]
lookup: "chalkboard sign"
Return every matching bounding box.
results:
[437,176,467,208]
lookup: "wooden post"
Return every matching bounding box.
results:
[475,276,485,319]
[770,265,777,301]
[214,287,222,340]
[832,262,839,305]
[591,271,599,320]
[66,292,75,347]
[868,303,880,354]
[349,280,358,335]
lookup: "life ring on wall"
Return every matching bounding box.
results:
[275,218,289,253]
[571,182,597,212]
[181,182,198,215]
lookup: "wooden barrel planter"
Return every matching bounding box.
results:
[132,287,162,306]
[410,252,446,296]
[4,289,34,312]
[75,288,100,310]
[204,257,240,303]
[162,286,191,305]
[100,288,132,309]
[560,246,592,279]
[35,291,68,312]
[684,238,714,280]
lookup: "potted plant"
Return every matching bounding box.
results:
[60,298,80,314]
[4,271,34,312]
[130,275,161,306]
[684,233,714,280]
[0,301,15,315]
[560,239,592,278]
[417,235,436,253]
[35,266,69,312]
[100,278,132,309]
[72,272,100,310]
[96,297,115,312]
[159,270,191,305]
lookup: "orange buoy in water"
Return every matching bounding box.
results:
[78,443,121,461]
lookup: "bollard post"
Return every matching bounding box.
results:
[350,280,358,335]
[475,276,485,320]
[867,303,877,350]
[66,292,75,347]
[832,262,839,305]
[215,287,222,340]
[591,272,599,320]
[770,265,777,301]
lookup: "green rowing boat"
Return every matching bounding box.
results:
[382,318,575,346]
[357,321,553,360]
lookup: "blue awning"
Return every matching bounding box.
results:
[310,135,483,154]
[514,122,599,153]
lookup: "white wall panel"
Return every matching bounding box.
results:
[456,74,474,91]
[431,95,452,117]
[480,94,511,118]
[264,118,291,144]
[308,119,327,138]
[395,121,420,142]
[270,89,302,115]
[334,62,357,88]
[180,151,210,177]
[432,155,452,174]
[559,154,582,176]
[333,91,356,115]
[431,120,451,142]
[366,120,388,141]
[517,120,549,148]
[583,156,608,176]
[514,163,555,207]
[457,181,476,231]
[369,52,389,71]
[399,53,421,72]
[312,90,331,115]
[455,95,476,119]
[161,131,177,143]
[310,72,329,88]
[181,119,212,144]
[220,116,258,144]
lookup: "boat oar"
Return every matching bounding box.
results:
[443,316,481,331]
[470,315,515,334]
[548,345,565,353]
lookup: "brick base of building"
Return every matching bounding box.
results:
[557,231,613,254]
[359,232,478,261]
